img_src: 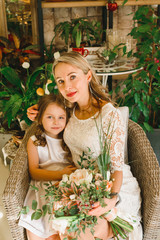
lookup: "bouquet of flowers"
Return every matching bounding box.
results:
[43,167,134,240]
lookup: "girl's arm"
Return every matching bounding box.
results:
[27,138,76,181]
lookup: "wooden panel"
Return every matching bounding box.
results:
[30,0,39,44]
[0,0,8,37]
[42,0,160,8]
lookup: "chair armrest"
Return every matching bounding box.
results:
[128,120,160,240]
[2,123,37,240]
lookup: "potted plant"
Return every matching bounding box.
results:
[54,17,103,51]
[0,62,57,131]
[0,33,40,69]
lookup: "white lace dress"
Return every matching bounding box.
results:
[64,103,143,240]
[18,134,70,238]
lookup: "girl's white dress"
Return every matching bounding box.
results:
[63,103,143,240]
[18,134,70,238]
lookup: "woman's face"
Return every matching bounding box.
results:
[54,63,92,105]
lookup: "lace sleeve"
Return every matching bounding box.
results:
[103,108,125,172]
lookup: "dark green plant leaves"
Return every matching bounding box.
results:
[114,6,160,131]
[0,67,23,90]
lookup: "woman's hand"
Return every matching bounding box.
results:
[27,104,39,121]
[61,165,77,175]
[88,196,117,217]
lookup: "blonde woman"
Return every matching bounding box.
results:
[27,51,142,240]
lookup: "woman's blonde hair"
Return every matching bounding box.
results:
[52,51,112,109]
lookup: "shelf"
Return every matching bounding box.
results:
[42,0,160,8]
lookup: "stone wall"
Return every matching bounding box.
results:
[43,5,137,48]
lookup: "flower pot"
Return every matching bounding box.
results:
[72,47,89,57]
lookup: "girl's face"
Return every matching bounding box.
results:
[42,103,66,138]
[54,63,92,105]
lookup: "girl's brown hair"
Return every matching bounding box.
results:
[52,51,113,110]
[34,94,70,157]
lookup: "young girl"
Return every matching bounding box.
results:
[19,93,76,240]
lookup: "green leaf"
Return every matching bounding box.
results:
[29,184,39,191]
[0,91,10,97]
[42,205,48,216]
[4,94,23,117]
[153,30,160,44]
[0,67,23,90]
[55,209,65,217]
[122,0,128,6]
[19,206,29,215]
[69,205,79,216]
[134,93,140,104]
[131,107,141,122]
[143,122,153,132]
[27,67,44,89]
[32,200,38,210]
[137,24,151,33]
[31,209,42,220]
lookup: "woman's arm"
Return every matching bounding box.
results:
[27,104,38,121]
[27,138,76,181]
[89,108,125,216]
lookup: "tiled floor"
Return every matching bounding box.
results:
[0,157,12,240]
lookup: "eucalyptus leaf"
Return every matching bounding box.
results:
[32,200,38,210]
[31,209,42,220]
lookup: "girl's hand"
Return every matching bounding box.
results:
[27,104,39,121]
[61,165,77,175]
[88,196,117,217]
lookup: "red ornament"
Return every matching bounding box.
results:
[108,1,118,11]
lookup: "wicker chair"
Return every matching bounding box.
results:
[2,120,160,240]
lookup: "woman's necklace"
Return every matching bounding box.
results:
[78,103,91,112]
[77,97,93,113]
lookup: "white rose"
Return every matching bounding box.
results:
[69,169,92,186]
[52,218,69,234]
[53,201,64,211]
[69,194,76,200]
[62,174,69,183]
[22,62,30,69]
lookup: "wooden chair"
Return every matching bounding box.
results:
[2,120,160,240]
